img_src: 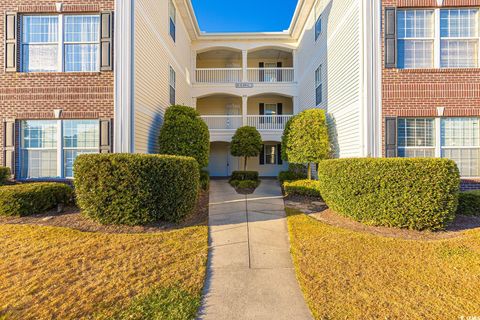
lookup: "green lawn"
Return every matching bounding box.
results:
[0,224,208,320]
[287,208,480,320]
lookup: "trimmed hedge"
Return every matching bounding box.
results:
[317,158,460,231]
[0,167,11,185]
[0,183,73,217]
[200,170,210,191]
[284,180,322,198]
[231,171,259,182]
[230,179,260,189]
[457,191,480,216]
[158,105,210,168]
[278,164,308,184]
[74,154,199,225]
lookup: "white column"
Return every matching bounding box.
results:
[242,95,248,125]
[293,96,300,114]
[191,50,197,84]
[434,9,441,68]
[114,0,134,153]
[192,97,197,109]
[293,49,298,83]
[435,117,442,158]
[242,50,248,82]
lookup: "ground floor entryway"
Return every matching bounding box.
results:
[198,180,312,319]
[207,142,288,178]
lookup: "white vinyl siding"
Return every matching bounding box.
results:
[397,10,435,69]
[21,14,100,72]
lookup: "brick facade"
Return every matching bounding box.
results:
[382,0,480,188]
[0,0,114,176]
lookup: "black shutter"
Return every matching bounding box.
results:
[259,103,265,115]
[277,103,283,115]
[277,144,283,165]
[259,145,265,165]
[100,11,114,71]
[259,62,265,82]
[385,117,397,158]
[277,62,283,82]
[5,12,18,72]
[385,7,397,68]
[99,119,112,153]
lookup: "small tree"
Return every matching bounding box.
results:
[158,105,210,168]
[231,126,263,172]
[282,109,330,179]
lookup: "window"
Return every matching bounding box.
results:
[440,9,479,68]
[21,14,100,72]
[265,145,277,165]
[20,120,100,179]
[169,0,176,42]
[169,66,176,105]
[397,10,435,69]
[315,65,322,105]
[397,118,435,157]
[442,118,480,177]
[264,104,278,116]
[315,15,322,41]
[396,117,480,177]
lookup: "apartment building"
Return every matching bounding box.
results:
[2,0,480,181]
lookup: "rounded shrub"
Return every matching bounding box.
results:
[281,109,330,179]
[158,105,210,168]
[457,191,480,216]
[74,154,200,225]
[317,158,460,231]
[0,167,11,185]
[230,126,263,171]
[0,183,73,217]
[284,180,322,198]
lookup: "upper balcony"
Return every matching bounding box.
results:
[194,48,295,85]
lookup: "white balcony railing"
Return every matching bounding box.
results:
[195,68,242,84]
[200,115,243,130]
[247,68,294,83]
[246,115,294,130]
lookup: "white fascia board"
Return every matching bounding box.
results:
[114,0,135,153]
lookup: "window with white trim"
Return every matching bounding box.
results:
[441,118,480,177]
[315,65,323,105]
[315,15,322,41]
[397,117,480,177]
[20,120,99,179]
[169,66,176,105]
[169,0,176,42]
[397,10,435,69]
[21,14,100,72]
[440,9,479,68]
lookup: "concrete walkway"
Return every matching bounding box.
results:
[198,180,312,320]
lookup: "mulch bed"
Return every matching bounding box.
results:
[0,191,209,234]
[285,195,480,240]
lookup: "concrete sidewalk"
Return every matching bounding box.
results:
[198,180,312,320]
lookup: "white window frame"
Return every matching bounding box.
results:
[397,117,480,178]
[438,8,480,68]
[315,65,323,106]
[397,118,436,157]
[19,119,100,180]
[315,15,322,41]
[397,8,480,69]
[169,0,176,42]
[169,66,176,105]
[20,13,100,73]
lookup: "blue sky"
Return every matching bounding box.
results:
[190,0,298,33]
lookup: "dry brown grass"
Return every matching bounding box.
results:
[0,224,208,320]
[287,208,480,320]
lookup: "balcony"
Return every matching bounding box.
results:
[197,94,294,132]
[194,47,295,84]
